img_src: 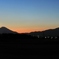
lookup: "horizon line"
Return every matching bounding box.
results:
[0,26,59,33]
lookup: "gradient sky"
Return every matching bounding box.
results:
[0,0,59,33]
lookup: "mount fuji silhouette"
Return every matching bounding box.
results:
[0,26,17,34]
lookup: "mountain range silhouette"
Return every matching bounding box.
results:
[0,27,17,34]
[30,27,59,37]
[0,26,59,36]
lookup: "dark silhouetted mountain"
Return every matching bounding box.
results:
[0,26,59,37]
[29,27,59,37]
[0,26,17,34]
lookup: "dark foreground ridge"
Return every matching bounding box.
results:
[0,33,59,59]
[0,27,59,58]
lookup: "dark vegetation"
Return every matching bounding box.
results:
[0,33,59,59]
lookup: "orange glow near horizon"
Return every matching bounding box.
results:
[0,25,48,33]
[0,25,58,33]
[10,27,51,33]
[0,0,59,33]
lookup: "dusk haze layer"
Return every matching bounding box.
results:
[0,0,59,33]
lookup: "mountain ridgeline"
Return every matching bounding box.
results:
[30,28,59,37]
[0,26,59,37]
[0,27,17,34]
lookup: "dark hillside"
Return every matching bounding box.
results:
[0,34,59,59]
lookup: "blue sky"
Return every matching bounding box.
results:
[0,0,59,33]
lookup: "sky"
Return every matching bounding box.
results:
[0,0,59,33]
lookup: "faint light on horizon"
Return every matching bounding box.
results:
[51,37,53,39]
[55,37,57,39]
